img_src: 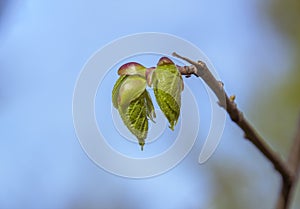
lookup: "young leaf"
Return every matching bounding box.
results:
[111,62,156,150]
[152,57,183,130]
[112,75,127,108]
[117,75,146,108]
[118,91,152,150]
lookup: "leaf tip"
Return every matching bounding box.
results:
[139,141,145,151]
[169,122,177,131]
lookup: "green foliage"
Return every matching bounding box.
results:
[118,91,152,150]
[152,57,184,130]
[111,57,183,150]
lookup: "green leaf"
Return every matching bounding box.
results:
[117,75,146,108]
[111,57,183,150]
[112,62,156,150]
[152,57,183,130]
[118,91,155,150]
[112,75,127,108]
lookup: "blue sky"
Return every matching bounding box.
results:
[0,0,291,209]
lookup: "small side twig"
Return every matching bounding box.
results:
[173,52,298,209]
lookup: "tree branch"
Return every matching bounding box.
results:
[276,115,300,209]
[173,52,299,209]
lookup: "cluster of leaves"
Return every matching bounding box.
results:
[112,57,184,150]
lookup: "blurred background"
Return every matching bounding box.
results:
[0,0,299,209]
